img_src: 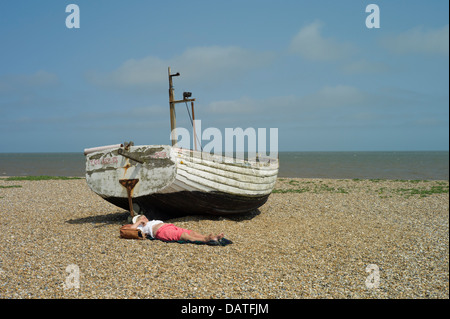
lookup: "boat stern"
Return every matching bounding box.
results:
[85,145,176,200]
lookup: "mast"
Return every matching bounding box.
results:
[168,67,178,146]
[167,67,196,147]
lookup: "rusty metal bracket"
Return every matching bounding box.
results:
[119,178,139,217]
[123,141,134,151]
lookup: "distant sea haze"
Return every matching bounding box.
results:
[278,151,448,180]
[0,151,448,180]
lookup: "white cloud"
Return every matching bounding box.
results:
[300,85,367,109]
[86,46,274,90]
[206,96,258,114]
[289,21,356,61]
[340,59,390,74]
[205,86,367,117]
[79,105,166,121]
[0,70,59,93]
[381,24,449,56]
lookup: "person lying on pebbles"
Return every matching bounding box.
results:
[125,215,225,243]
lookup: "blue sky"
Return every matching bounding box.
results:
[0,0,448,153]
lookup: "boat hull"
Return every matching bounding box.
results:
[104,191,270,219]
[85,145,278,218]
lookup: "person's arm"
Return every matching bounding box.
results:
[129,216,146,230]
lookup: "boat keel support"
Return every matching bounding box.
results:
[119,178,139,218]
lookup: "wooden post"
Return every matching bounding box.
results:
[167,67,195,148]
[168,67,176,146]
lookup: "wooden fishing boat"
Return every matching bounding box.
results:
[84,68,278,219]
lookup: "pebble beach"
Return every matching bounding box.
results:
[0,177,448,299]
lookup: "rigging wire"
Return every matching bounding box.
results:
[185,101,203,151]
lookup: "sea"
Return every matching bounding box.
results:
[0,151,448,180]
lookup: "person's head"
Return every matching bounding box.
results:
[132,215,148,224]
[139,215,149,223]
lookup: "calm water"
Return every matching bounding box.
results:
[278,151,448,180]
[0,151,448,180]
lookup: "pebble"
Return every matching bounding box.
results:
[0,178,448,298]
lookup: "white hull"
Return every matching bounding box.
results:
[85,145,279,216]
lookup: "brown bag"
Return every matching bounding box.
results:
[120,224,145,240]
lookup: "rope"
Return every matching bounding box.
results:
[185,101,203,151]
